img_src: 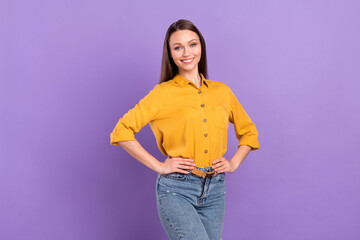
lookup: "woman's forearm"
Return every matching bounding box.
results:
[229,145,252,171]
[117,140,163,174]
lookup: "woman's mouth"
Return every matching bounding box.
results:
[181,58,194,64]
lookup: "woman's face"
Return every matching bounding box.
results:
[169,30,202,74]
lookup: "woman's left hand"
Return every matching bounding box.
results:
[212,157,236,173]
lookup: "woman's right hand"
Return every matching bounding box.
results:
[158,156,196,174]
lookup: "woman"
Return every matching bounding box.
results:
[110,19,260,240]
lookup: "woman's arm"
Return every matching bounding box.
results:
[229,145,252,171]
[212,145,252,173]
[116,140,196,174]
[116,140,164,174]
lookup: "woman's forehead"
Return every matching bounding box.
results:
[169,30,199,45]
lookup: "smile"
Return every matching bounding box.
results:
[181,58,194,63]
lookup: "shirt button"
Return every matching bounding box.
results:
[204,150,208,153]
[203,119,207,122]
[200,104,204,107]
[204,133,208,137]
[198,90,202,94]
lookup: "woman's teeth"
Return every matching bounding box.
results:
[181,58,194,63]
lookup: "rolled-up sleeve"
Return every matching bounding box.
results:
[110,84,162,145]
[228,88,260,151]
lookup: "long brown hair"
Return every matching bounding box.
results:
[159,19,208,84]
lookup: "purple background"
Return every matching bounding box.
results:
[1,0,359,239]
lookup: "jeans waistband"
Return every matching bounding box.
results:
[190,166,214,173]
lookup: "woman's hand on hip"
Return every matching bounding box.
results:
[158,156,196,174]
[212,157,236,173]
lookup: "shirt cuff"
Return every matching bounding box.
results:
[110,130,136,145]
[238,137,260,151]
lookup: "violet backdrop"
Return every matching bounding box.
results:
[1,0,359,239]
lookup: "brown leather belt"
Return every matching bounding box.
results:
[187,167,217,178]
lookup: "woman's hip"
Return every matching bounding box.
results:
[155,166,226,207]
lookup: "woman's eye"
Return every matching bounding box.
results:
[174,43,196,50]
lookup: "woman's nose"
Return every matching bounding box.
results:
[183,46,190,56]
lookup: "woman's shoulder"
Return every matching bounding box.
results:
[156,78,178,89]
[147,81,174,97]
[205,77,232,92]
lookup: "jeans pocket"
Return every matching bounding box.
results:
[217,172,225,182]
[162,172,188,181]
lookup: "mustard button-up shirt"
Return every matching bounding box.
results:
[110,73,260,168]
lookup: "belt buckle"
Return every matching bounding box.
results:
[202,171,216,178]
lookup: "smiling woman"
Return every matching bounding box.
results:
[110,19,260,240]
[170,32,201,79]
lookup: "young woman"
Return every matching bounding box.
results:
[110,19,260,240]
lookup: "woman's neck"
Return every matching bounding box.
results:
[178,70,201,87]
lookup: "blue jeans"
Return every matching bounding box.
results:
[155,166,226,240]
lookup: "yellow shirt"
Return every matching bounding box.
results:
[110,73,260,168]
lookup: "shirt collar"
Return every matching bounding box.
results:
[173,73,209,88]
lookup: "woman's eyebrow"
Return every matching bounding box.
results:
[172,39,197,46]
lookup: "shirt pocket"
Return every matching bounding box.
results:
[214,106,229,129]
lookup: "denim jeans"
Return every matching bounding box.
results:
[155,166,226,240]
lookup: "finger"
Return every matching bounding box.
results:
[216,164,226,170]
[212,159,220,164]
[173,161,194,170]
[175,157,194,163]
[213,161,224,168]
[216,165,228,173]
[179,164,195,169]
[213,165,221,172]
[179,159,196,166]
[175,157,193,160]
